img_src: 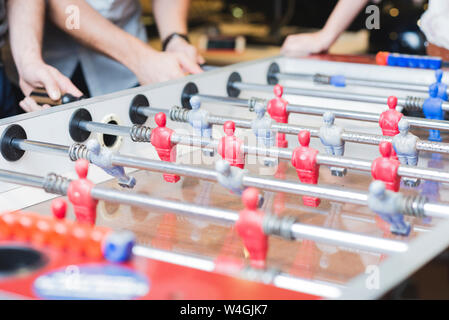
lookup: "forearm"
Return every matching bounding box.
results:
[7,0,46,73]
[152,0,189,40]
[47,0,153,75]
[321,0,370,44]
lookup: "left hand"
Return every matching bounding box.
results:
[165,36,205,70]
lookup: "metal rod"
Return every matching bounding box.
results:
[168,131,449,184]
[161,106,449,155]
[11,139,70,156]
[276,72,430,94]
[193,93,449,132]
[110,154,449,220]
[0,169,45,189]
[132,245,343,298]
[90,186,408,254]
[232,82,449,112]
[79,120,132,136]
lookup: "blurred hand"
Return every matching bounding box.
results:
[281,31,333,57]
[18,60,83,112]
[134,47,203,85]
[165,36,205,66]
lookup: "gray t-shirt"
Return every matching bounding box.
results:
[43,0,147,97]
[0,0,7,49]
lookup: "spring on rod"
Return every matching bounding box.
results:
[130,125,152,142]
[169,107,189,122]
[43,173,71,195]
[404,96,426,112]
[68,143,90,161]
[401,195,428,218]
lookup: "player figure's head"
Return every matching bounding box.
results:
[273,84,283,98]
[379,141,392,158]
[75,159,90,179]
[223,121,236,136]
[435,69,443,83]
[242,187,260,210]
[369,180,387,200]
[190,96,201,110]
[387,96,398,110]
[298,130,311,147]
[323,112,335,126]
[215,159,231,177]
[155,112,167,127]
[398,119,410,135]
[254,101,266,119]
[429,83,439,98]
[86,139,101,155]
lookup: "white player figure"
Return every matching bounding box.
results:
[251,100,277,167]
[86,139,136,188]
[319,112,346,176]
[215,160,264,207]
[392,119,420,187]
[368,181,411,236]
[188,96,214,156]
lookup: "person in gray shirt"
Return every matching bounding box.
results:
[20,0,204,111]
[5,0,82,115]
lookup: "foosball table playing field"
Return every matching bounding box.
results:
[0,54,449,300]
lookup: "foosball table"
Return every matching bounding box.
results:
[0,54,449,300]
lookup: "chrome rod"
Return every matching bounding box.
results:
[133,245,343,298]
[90,186,408,254]
[0,169,45,189]
[276,72,430,93]
[11,139,70,156]
[160,106,449,155]
[79,120,132,136]
[232,82,449,112]
[192,93,449,132]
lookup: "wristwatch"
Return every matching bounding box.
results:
[162,33,190,52]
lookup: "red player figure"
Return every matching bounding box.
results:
[371,141,401,192]
[379,96,403,137]
[51,198,67,220]
[150,112,180,183]
[218,121,245,169]
[67,159,99,225]
[291,130,321,207]
[267,84,290,148]
[235,188,268,269]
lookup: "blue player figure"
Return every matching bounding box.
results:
[86,139,136,188]
[188,96,214,156]
[392,119,420,187]
[433,69,448,101]
[423,83,444,142]
[319,112,346,176]
[215,160,264,207]
[368,181,411,236]
[251,100,277,166]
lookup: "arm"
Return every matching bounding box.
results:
[7,0,82,112]
[152,0,205,65]
[281,0,370,57]
[47,0,201,84]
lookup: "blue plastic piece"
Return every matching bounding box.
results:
[103,231,136,263]
[387,53,442,70]
[423,83,444,142]
[433,69,448,101]
[330,75,346,87]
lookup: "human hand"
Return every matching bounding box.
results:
[133,47,203,85]
[18,60,83,112]
[165,36,205,66]
[281,31,334,57]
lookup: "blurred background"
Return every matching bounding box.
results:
[141,0,429,65]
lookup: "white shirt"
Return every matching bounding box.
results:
[42,0,148,97]
[420,0,449,50]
